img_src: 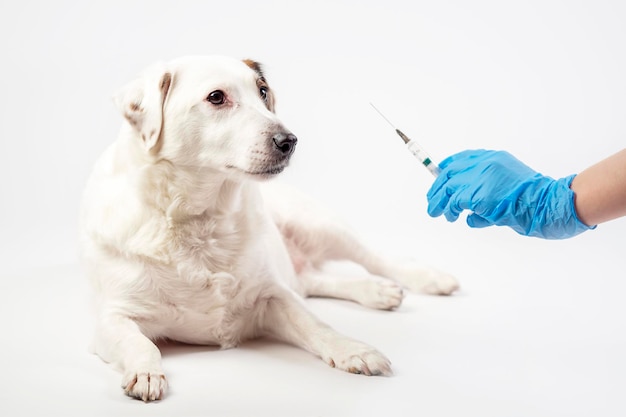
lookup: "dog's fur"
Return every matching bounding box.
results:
[80,55,459,402]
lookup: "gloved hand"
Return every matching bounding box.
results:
[426,149,594,239]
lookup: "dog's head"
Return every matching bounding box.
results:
[114,55,297,179]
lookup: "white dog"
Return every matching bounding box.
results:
[80,55,459,402]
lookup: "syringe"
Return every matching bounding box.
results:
[370,103,441,177]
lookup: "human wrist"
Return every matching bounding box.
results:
[528,175,595,239]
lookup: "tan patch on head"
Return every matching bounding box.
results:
[243,59,264,78]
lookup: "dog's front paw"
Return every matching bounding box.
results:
[325,340,392,376]
[122,369,168,402]
[395,263,459,295]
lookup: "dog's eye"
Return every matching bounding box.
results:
[259,86,268,102]
[207,90,225,105]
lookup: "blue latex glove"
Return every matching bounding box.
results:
[427,149,595,239]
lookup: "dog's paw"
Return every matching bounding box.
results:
[122,369,168,402]
[358,279,404,310]
[419,272,459,295]
[395,263,459,295]
[324,340,392,376]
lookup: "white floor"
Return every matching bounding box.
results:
[2,221,625,417]
[2,1,626,416]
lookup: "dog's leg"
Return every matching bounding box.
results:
[93,315,167,402]
[339,241,460,296]
[287,221,459,295]
[261,290,392,375]
[300,269,404,310]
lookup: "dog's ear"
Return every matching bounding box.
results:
[113,62,173,152]
[243,59,275,112]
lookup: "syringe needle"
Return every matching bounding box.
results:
[369,102,396,129]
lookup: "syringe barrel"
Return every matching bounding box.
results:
[406,141,440,177]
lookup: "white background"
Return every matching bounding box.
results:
[1,1,625,416]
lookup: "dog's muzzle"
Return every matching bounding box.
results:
[272,132,297,158]
[238,131,298,178]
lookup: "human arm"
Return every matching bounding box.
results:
[570,148,626,226]
[425,149,616,239]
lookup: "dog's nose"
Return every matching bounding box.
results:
[272,133,297,156]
